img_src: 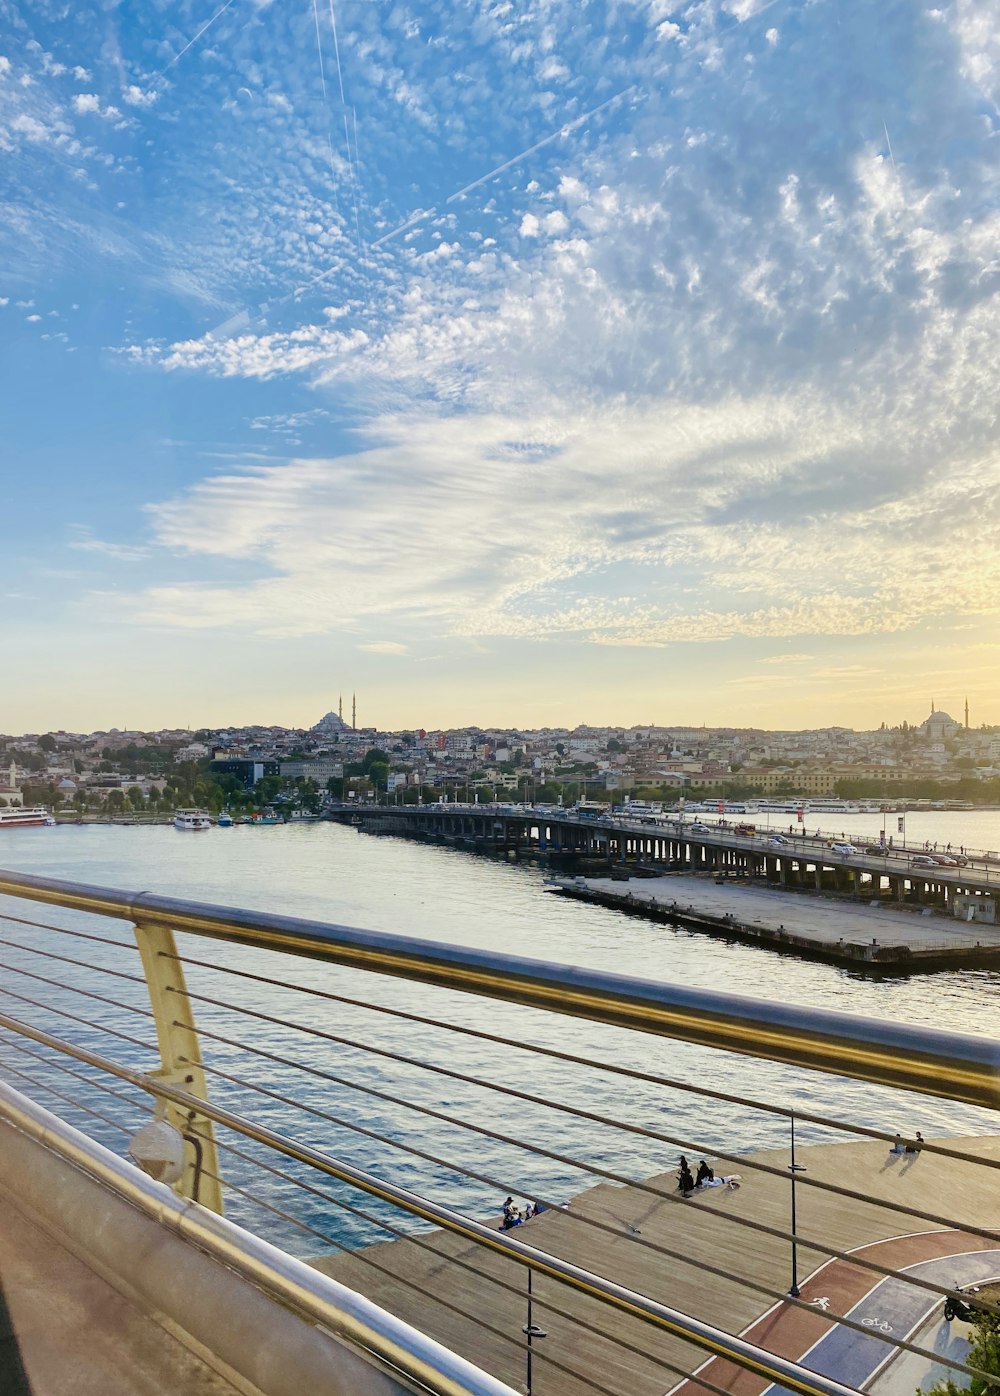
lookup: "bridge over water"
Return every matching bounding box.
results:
[332,803,1000,914]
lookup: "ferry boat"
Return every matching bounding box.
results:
[173,809,212,831]
[0,806,55,829]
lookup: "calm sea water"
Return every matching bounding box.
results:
[1,818,999,1256]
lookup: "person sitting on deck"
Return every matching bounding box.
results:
[501,1196,518,1229]
[696,1160,715,1187]
[677,1159,696,1195]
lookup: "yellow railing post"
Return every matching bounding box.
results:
[133,921,224,1214]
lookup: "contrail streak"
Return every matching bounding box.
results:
[156,0,240,77]
[883,120,897,171]
[311,0,328,101]
[445,85,635,204]
[328,0,348,107]
[327,0,365,272]
[370,207,436,249]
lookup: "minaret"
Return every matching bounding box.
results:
[352,693,356,731]
[338,694,343,721]
[965,697,969,730]
[931,698,935,714]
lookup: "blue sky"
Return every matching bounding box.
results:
[2,0,999,733]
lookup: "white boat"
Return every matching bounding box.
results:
[0,806,55,829]
[173,809,212,831]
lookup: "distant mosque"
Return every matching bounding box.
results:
[311,693,357,735]
[918,698,969,741]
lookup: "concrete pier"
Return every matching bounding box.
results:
[547,872,1000,968]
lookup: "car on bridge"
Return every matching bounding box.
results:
[911,854,938,868]
[828,841,857,855]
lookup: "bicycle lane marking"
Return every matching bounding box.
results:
[667,1230,998,1396]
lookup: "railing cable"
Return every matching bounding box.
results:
[183,1051,1000,1342]
[1,1009,992,1389]
[161,948,1000,1170]
[170,985,1000,1247]
[206,1131,739,1396]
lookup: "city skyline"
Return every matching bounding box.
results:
[1,693,991,740]
[3,2,999,734]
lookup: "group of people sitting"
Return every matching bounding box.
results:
[677,1156,741,1195]
[889,1131,925,1155]
[500,1196,545,1230]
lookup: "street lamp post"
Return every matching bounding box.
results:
[788,1110,807,1297]
[522,1267,547,1395]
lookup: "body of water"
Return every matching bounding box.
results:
[0,820,998,1256]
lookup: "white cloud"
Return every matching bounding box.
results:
[359,641,409,655]
[519,213,540,237]
[111,395,1000,656]
[122,84,158,108]
[72,93,100,115]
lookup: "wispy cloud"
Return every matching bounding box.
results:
[69,525,149,563]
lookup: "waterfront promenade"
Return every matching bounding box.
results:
[312,1135,1000,1396]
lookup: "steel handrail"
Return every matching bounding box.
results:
[0,868,998,1107]
[0,1028,862,1396]
[0,1079,518,1396]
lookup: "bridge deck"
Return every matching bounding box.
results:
[312,1136,1000,1396]
[0,1194,255,1396]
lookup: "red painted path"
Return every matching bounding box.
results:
[670,1229,994,1396]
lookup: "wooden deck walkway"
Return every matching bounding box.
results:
[311,1135,1000,1396]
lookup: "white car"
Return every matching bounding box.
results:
[828,841,857,855]
[768,835,789,846]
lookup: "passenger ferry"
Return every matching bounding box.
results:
[0,806,56,828]
[173,809,212,831]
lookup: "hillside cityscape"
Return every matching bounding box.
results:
[3,699,999,816]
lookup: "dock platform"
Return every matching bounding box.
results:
[546,873,1000,968]
[311,1135,1000,1396]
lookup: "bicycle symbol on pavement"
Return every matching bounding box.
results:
[862,1317,893,1333]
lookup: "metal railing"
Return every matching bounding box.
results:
[1,866,999,1396]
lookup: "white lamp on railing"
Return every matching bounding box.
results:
[128,1118,185,1186]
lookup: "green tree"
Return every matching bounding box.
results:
[367,761,390,791]
[254,775,284,805]
[38,734,58,753]
[926,1306,1000,1396]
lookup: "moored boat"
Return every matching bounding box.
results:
[173,809,212,831]
[0,806,55,829]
